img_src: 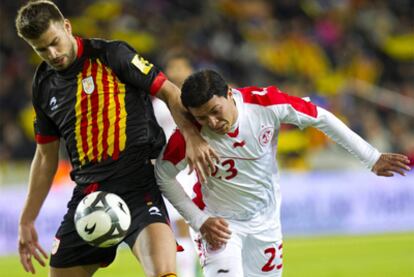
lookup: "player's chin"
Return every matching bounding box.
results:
[214,125,229,135]
[50,63,67,71]
[214,130,227,135]
[51,58,69,70]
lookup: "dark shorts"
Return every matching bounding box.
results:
[50,163,170,268]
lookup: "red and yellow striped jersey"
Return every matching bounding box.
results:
[32,38,167,185]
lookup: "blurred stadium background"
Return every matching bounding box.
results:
[1,0,413,276]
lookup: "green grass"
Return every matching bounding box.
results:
[283,232,414,277]
[2,233,413,276]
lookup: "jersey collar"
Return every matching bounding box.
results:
[226,90,242,137]
[75,36,84,58]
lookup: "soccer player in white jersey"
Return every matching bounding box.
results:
[155,70,411,277]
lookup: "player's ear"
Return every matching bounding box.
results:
[227,87,233,98]
[63,19,72,35]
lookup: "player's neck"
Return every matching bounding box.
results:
[229,99,239,129]
[62,36,79,70]
[71,35,79,62]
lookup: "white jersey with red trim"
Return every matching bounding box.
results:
[155,86,381,234]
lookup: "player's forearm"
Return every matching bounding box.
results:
[313,107,381,169]
[159,179,209,232]
[161,82,199,140]
[173,109,200,142]
[155,162,209,231]
[20,150,58,224]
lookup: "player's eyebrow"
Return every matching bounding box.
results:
[193,104,220,119]
[208,105,220,114]
[35,37,59,51]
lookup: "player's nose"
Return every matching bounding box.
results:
[207,116,218,128]
[47,47,58,59]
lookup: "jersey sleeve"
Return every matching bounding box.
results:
[105,41,167,96]
[241,86,381,169]
[269,90,380,169]
[32,75,60,144]
[309,107,381,169]
[154,129,210,231]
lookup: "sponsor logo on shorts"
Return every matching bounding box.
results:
[51,237,60,255]
[148,206,162,216]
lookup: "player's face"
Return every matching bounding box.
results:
[165,58,193,88]
[26,20,77,71]
[189,91,238,135]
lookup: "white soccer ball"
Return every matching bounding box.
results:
[74,191,131,248]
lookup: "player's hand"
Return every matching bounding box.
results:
[18,221,48,274]
[185,134,219,183]
[200,217,232,250]
[372,153,411,177]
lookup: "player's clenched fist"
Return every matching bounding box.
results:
[200,217,232,250]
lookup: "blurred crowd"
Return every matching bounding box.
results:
[1,0,413,169]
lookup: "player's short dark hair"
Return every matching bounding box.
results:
[15,0,64,40]
[181,70,228,108]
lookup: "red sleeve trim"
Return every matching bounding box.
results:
[176,244,185,252]
[35,134,59,144]
[75,36,84,58]
[240,86,318,118]
[162,129,186,165]
[150,72,167,96]
[192,182,205,210]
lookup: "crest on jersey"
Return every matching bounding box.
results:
[258,127,274,146]
[82,76,95,94]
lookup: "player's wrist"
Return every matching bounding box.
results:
[192,213,210,232]
[19,217,35,226]
[369,150,382,171]
[180,126,200,141]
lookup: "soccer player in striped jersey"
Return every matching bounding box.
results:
[155,70,411,276]
[15,1,217,277]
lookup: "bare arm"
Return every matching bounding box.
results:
[18,140,59,274]
[156,80,219,183]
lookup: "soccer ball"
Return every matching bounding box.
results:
[74,191,131,248]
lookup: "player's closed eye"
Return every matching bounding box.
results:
[210,108,221,115]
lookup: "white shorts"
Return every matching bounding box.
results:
[190,223,283,277]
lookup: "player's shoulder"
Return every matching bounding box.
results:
[33,61,49,80]
[87,39,136,70]
[88,38,134,56]
[32,62,54,99]
[162,128,187,165]
[237,86,318,118]
[236,86,289,107]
